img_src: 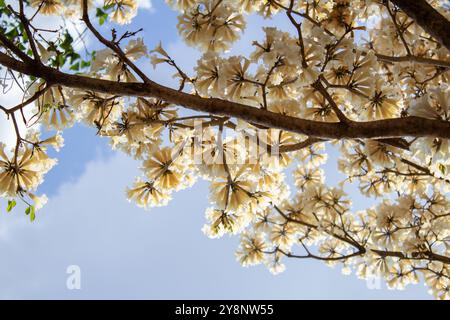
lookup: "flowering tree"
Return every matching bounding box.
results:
[0,0,449,299]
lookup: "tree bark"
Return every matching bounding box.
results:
[390,0,450,51]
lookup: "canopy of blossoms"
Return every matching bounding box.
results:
[0,0,449,299]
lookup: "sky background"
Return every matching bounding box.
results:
[0,0,432,299]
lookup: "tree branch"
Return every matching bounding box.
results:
[390,0,450,52]
[375,53,450,68]
[17,0,40,62]
[371,249,450,265]
[313,79,350,124]
[0,52,449,140]
[81,0,151,83]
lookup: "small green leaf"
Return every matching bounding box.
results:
[25,206,36,222]
[30,206,36,222]
[56,54,65,67]
[60,32,74,51]
[81,60,91,68]
[6,200,16,212]
[96,8,108,26]
[70,62,80,71]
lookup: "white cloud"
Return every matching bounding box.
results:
[0,85,38,148]
[136,0,153,12]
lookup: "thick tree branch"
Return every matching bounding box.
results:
[0,52,449,140]
[390,0,450,52]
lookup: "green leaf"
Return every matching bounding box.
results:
[67,52,81,63]
[81,60,91,68]
[96,8,108,26]
[25,205,36,222]
[30,206,36,222]
[56,54,65,67]
[6,28,18,39]
[60,32,74,51]
[70,62,80,71]
[6,200,16,212]
[95,7,103,16]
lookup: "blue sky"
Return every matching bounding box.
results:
[0,1,431,299]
